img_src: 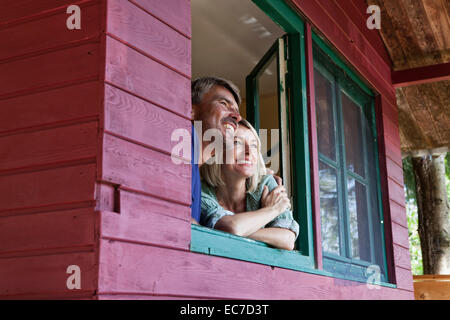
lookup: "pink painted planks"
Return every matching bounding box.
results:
[394,265,414,292]
[0,208,96,256]
[0,2,101,61]
[101,205,190,250]
[314,0,391,82]
[0,0,84,23]
[391,222,410,249]
[104,84,191,157]
[389,199,407,228]
[393,244,412,270]
[335,0,392,67]
[0,251,97,297]
[100,188,191,250]
[107,0,191,77]
[0,42,100,98]
[101,134,190,205]
[291,0,395,102]
[385,156,404,186]
[105,36,191,119]
[387,177,406,207]
[0,163,97,214]
[98,239,414,299]
[130,0,191,38]
[0,81,101,133]
[0,121,98,172]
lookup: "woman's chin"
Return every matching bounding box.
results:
[236,167,255,178]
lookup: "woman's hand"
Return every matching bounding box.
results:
[261,185,291,214]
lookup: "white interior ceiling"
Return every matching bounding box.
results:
[191,0,285,99]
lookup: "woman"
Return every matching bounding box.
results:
[200,119,299,250]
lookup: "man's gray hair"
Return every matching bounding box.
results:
[192,76,241,106]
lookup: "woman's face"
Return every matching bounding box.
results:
[223,126,259,178]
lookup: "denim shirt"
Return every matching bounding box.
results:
[200,175,299,239]
[191,125,201,222]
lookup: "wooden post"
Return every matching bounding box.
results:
[412,152,450,274]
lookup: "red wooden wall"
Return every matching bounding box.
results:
[0,0,102,299]
[0,0,414,299]
[96,0,192,299]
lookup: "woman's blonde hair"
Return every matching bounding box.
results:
[200,119,266,193]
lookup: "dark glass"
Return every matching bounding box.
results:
[341,92,365,177]
[258,56,280,175]
[314,69,336,161]
[347,179,370,261]
[319,161,340,255]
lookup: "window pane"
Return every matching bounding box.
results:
[319,161,340,255]
[314,69,336,161]
[258,56,280,176]
[341,92,364,177]
[347,179,371,261]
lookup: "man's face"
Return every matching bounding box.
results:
[193,85,242,146]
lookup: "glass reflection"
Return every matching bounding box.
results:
[314,69,336,161]
[341,92,364,177]
[319,161,340,255]
[347,178,370,261]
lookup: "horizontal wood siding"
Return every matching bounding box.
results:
[98,239,413,299]
[97,0,192,300]
[0,0,102,299]
[104,84,191,157]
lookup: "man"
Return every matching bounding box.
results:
[190,76,282,224]
[191,77,242,224]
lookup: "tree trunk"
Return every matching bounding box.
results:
[412,154,450,274]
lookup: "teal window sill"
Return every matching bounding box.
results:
[190,224,396,289]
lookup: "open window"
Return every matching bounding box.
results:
[190,0,315,271]
[245,36,293,202]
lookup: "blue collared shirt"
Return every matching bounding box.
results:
[191,125,201,222]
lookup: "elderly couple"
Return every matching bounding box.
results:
[190,77,299,251]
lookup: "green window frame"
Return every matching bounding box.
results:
[312,32,390,283]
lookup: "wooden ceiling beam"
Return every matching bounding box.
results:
[392,62,450,88]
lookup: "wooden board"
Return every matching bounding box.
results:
[414,275,450,300]
[101,134,190,206]
[105,36,191,119]
[291,0,396,102]
[98,239,414,299]
[0,163,96,214]
[0,207,96,256]
[0,121,98,173]
[130,0,191,38]
[0,251,97,298]
[107,0,190,77]
[0,42,99,99]
[0,0,82,23]
[0,3,101,61]
[104,84,191,157]
[0,81,100,134]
